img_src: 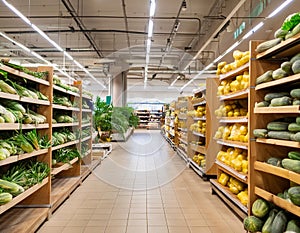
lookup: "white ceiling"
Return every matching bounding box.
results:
[0,0,298,95]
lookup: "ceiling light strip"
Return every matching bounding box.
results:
[267,0,293,18]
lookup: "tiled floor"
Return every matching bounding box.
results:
[38,130,245,233]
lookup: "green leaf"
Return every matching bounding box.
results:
[282,13,300,31]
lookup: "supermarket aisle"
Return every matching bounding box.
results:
[38,130,244,233]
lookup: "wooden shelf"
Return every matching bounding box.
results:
[192,131,205,137]
[219,117,248,123]
[20,97,50,106]
[189,144,206,154]
[81,122,92,128]
[254,105,300,114]
[0,178,48,215]
[51,157,79,176]
[216,139,248,150]
[193,117,206,121]
[0,123,49,130]
[179,137,188,145]
[189,159,205,178]
[53,85,80,97]
[216,160,247,183]
[193,100,206,107]
[52,122,79,128]
[0,155,18,166]
[18,149,48,161]
[81,136,92,143]
[52,140,80,151]
[255,161,300,184]
[52,104,80,112]
[256,138,300,148]
[255,73,300,91]
[219,63,249,81]
[82,94,93,100]
[210,179,248,217]
[219,89,249,101]
[256,33,300,60]
[0,63,50,86]
[82,149,91,158]
[255,186,300,217]
[82,108,92,113]
[0,91,19,100]
[193,87,206,95]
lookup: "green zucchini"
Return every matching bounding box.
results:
[288,123,300,132]
[282,158,300,173]
[256,70,273,85]
[270,96,292,107]
[264,92,289,102]
[267,157,282,167]
[271,210,287,233]
[288,186,300,206]
[255,38,282,53]
[286,23,300,40]
[281,61,293,74]
[267,121,289,131]
[288,151,300,160]
[274,28,289,39]
[255,101,270,107]
[292,60,300,74]
[272,68,288,80]
[253,129,268,138]
[267,131,293,140]
[294,132,300,142]
[293,99,300,105]
[291,89,300,98]
[290,53,300,64]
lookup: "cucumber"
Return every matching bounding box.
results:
[292,60,300,74]
[294,132,300,142]
[288,186,300,206]
[262,209,278,233]
[272,68,288,80]
[286,23,300,40]
[255,101,270,107]
[290,133,297,141]
[291,89,300,98]
[297,117,300,124]
[282,158,300,173]
[286,219,300,233]
[293,99,300,105]
[267,157,282,167]
[290,53,300,64]
[256,70,273,85]
[0,192,13,205]
[288,151,300,160]
[264,92,289,102]
[270,96,292,107]
[281,61,293,74]
[255,38,282,53]
[274,28,289,39]
[267,131,293,140]
[253,129,268,138]
[288,123,300,132]
[271,210,287,233]
[267,121,289,131]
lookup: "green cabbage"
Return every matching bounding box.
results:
[282,12,300,31]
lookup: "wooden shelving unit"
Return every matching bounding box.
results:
[136,110,150,128]
[248,38,300,220]
[210,56,250,218]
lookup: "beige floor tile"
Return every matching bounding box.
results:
[90,214,111,220]
[94,208,114,214]
[185,218,207,227]
[189,226,212,233]
[147,217,167,226]
[147,208,165,214]
[148,226,169,233]
[165,213,184,219]
[126,226,147,233]
[42,220,69,227]
[84,226,106,233]
[129,208,146,214]
[108,219,128,226]
[128,213,147,219]
[105,226,127,233]
[168,226,190,233]
[67,219,89,227]
[38,226,65,233]
[167,218,187,226]
[164,208,182,214]
[110,212,129,220]
[87,219,109,227]
[127,219,147,226]
[62,226,85,233]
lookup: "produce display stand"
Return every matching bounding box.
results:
[163,102,178,149]
[248,38,300,219]
[0,65,53,232]
[135,110,150,128]
[210,56,249,219]
[187,78,219,180]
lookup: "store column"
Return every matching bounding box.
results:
[112,71,127,107]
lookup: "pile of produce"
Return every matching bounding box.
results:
[190,120,206,134]
[256,53,300,85]
[217,147,248,174]
[52,129,77,146]
[0,160,50,205]
[53,75,79,93]
[53,113,75,123]
[81,128,91,138]
[178,120,187,129]
[218,172,248,206]
[52,147,80,165]
[0,61,49,80]
[82,115,91,124]
[83,90,93,99]
[82,100,89,109]
[192,153,205,167]
[214,100,248,118]
[217,71,249,96]
[254,117,300,142]
[215,124,248,142]
[187,105,206,118]
[53,95,73,107]
[244,198,300,233]
[190,138,205,146]
[0,129,51,160]
[216,50,250,75]
[0,101,47,124]
[81,143,89,157]
[255,12,300,54]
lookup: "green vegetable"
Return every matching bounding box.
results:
[0,179,24,196]
[286,219,300,233]
[288,123,300,132]
[1,100,26,114]
[270,96,292,107]
[267,121,289,131]
[0,80,17,94]
[293,132,300,142]
[292,60,300,74]
[288,151,300,160]
[272,68,288,80]
[262,209,278,233]
[271,210,288,233]
[291,53,300,64]
[267,157,282,167]
[285,22,300,39]
[256,70,273,85]
[12,134,34,153]
[274,28,289,39]
[255,38,282,53]
[282,158,300,173]
[281,13,300,31]
[252,198,269,218]
[264,92,290,102]
[256,101,269,107]
[288,186,300,206]
[293,99,300,105]
[25,129,40,150]
[0,148,10,160]
[267,131,293,140]
[0,116,5,123]
[243,215,263,232]
[253,129,268,138]
[0,192,13,205]
[281,61,293,74]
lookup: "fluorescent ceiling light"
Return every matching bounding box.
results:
[149,0,156,17]
[242,22,264,40]
[170,75,180,86]
[146,39,151,54]
[74,60,84,70]
[64,51,74,61]
[148,19,154,38]
[267,0,293,18]
[2,0,31,25]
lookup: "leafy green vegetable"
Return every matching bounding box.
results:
[282,12,300,31]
